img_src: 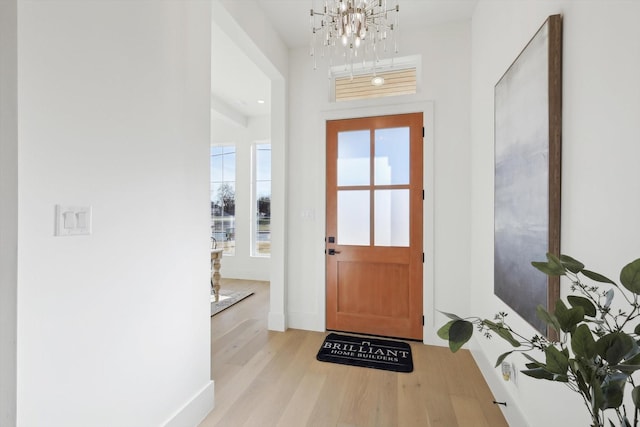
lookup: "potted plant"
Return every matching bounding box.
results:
[439,254,640,427]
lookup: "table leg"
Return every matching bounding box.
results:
[211,254,222,302]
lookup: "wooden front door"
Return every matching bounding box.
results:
[326,113,423,340]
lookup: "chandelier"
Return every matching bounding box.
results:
[310,0,400,78]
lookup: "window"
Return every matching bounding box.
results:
[210,145,236,255]
[334,68,417,102]
[253,143,271,256]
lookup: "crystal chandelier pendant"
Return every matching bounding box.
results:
[310,0,400,79]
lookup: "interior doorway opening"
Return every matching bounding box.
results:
[211,2,287,332]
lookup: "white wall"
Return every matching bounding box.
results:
[0,0,18,425]
[470,1,640,425]
[16,1,213,426]
[286,21,472,336]
[211,116,270,281]
[216,0,287,80]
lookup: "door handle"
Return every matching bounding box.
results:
[327,248,341,255]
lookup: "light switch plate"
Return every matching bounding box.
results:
[55,205,92,236]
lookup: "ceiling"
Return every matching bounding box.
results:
[211,0,478,123]
[256,0,478,49]
[211,22,271,124]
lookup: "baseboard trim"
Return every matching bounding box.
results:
[268,311,286,332]
[162,380,214,427]
[469,344,529,427]
[287,311,324,332]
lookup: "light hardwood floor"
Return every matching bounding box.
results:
[199,279,508,427]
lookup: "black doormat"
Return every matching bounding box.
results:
[316,333,413,373]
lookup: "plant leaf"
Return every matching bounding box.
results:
[624,340,640,360]
[632,385,640,408]
[582,269,617,286]
[437,320,454,341]
[546,253,566,273]
[555,300,584,333]
[596,332,635,365]
[552,374,569,382]
[613,364,640,375]
[531,253,566,276]
[545,345,569,375]
[620,258,640,294]
[624,352,640,365]
[438,311,463,321]
[531,262,563,276]
[601,380,625,409]
[448,320,474,353]
[536,305,560,333]
[483,320,521,347]
[593,380,605,411]
[571,324,596,359]
[494,351,513,368]
[521,353,545,370]
[554,299,568,315]
[567,295,597,317]
[573,365,590,397]
[521,367,555,381]
[559,254,585,273]
[604,289,615,310]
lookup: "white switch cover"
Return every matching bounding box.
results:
[55,205,92,236]
[301,209,315,221]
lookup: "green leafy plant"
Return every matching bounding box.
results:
[439,254,640,427]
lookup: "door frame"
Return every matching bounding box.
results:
[316,101,435,344]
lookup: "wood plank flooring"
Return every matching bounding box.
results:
[199,279,508,427]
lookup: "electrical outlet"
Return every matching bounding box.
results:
[501,361,512,381]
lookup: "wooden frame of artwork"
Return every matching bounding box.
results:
[494,14,562,337]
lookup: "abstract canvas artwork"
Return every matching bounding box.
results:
[494,15,562,335]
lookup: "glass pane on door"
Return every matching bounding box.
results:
[338,130,370,186]
[374,189,409,247]
[337,190,370,246]
[374,127,410,185]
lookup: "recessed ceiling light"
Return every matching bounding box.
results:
[371,76,385,86]
[257,99,265,104]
